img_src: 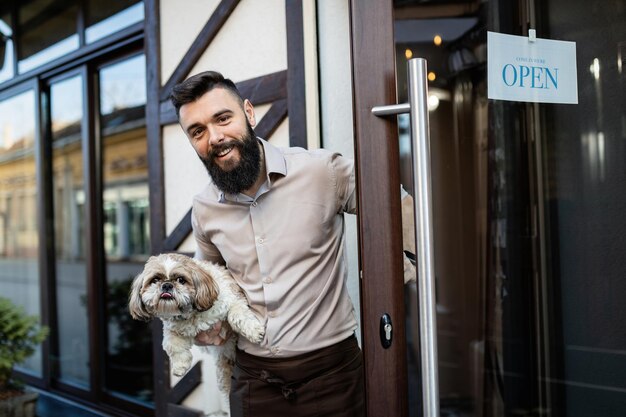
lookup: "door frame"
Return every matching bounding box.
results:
[349,1,409,416]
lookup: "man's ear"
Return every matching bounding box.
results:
[244,99,256,127]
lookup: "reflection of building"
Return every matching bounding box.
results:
[2,1,626,417]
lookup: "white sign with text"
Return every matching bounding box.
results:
[488,31,578,104]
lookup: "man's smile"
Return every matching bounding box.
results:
[216,145,235,158]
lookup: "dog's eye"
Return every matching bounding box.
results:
[150,277,159,284]
[176,276,186,284]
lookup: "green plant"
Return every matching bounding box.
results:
[0,297,48,392]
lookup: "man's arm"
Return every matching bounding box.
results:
[330,153,357,214]
[191,205,229,345]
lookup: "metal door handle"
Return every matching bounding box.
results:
[371,57,440,417]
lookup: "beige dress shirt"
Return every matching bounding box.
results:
[192,138,358,357]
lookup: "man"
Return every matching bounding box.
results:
[170,71,364,417]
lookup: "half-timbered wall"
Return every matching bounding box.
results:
[150,0,361,415]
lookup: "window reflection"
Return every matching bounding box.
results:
[539,1,626,414]
[18,0,79,73]
[0,90,41,375]
[99,53,152,404]
[0,15,14,83]
[51,75,90,388]
[86,1,144,44]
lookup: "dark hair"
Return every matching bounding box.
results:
[170,71,243,117]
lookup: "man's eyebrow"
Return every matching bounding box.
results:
[211,108,233,119]
[185,122,203,135]
[184,109,234,134]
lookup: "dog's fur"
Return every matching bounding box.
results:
[129,253,264,404]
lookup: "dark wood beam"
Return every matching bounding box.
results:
[34,77,55,391]
[237,70,288,105]
[144,1,169,417]
[162,209,192,252]
[255,98,288,140]
[167,404,204,417]
[285,0,307,148]
[159,0,240,102]
[168,362,203,404]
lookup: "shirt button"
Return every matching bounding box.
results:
[257,237,264,244]
[270,347,279,355]
[252,201,258,207]
[268,311,276,318]
[262,277,272,284]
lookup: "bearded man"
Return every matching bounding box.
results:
[170,71,364,417]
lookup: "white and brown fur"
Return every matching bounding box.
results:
[129,253,264,405]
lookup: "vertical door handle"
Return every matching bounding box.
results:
[371,58,440,417]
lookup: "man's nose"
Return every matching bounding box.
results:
[162,282,173,292]
[207,126,225,146]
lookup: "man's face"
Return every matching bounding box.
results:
[179,88,261,194]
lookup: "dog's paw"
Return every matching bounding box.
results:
[243,321,265,344]
[170,354,192,377]
[172,362,190,377]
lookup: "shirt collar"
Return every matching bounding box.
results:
[217,137,286,203]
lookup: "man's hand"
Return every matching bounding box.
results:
[194,321,232,346]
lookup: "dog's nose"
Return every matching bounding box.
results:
[162,282,173,292]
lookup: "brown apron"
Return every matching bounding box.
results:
[229,335,365,417]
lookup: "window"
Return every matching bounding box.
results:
[50,74,90,388]
[18,0,80,73]
[0,1,144,83]
[0,88,41,376]
[99,53,152,404]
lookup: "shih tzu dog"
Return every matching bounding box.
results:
[129,253,265,401]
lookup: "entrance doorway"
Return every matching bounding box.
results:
[352,1,626,416]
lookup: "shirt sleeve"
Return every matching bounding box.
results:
[191,205,225,265]
[330,153,357,214]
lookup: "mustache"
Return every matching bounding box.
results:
[207,140,243,160]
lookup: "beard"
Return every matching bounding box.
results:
[199,122,262,195]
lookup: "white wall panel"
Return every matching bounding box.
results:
[189,0,287,83]
[160,0,221,82]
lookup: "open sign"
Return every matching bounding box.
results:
[488,31,578,104]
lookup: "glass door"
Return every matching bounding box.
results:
[532,1,626,415]
[352,0,626,415]
[393,2,492,415]
[386,0,626,416]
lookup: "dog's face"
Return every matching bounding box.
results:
[129,253,219,320]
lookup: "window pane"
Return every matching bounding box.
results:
[99,54,152,404]
[51,75,90,388]
[0,90,42,376]
[18,0,79,73]
[0,13,15,83]
[85,1,144,44]
[539,1,626,415]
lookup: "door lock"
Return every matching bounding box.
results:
[380,313,393,349]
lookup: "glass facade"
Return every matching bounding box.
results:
[18,0,80,73]
[0,1,150,415]
[0,89,41,376]
[86,0,144,44]
[99,53,152,404]
[50,75,89,388]
[0,12,14,83]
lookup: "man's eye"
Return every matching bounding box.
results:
[217,115,230,124]
[192,128,203,138]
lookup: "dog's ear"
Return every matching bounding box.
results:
[129,272,151,321]
[191,263,219,311]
